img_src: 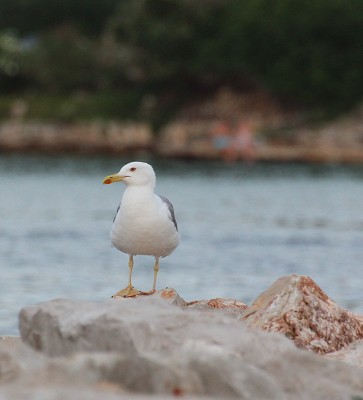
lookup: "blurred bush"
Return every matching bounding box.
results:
[0,0,362,118]
[0,30,26,91]
[220,0,363,112]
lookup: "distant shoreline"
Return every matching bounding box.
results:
[1,117,363,164]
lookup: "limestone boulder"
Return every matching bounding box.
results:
[186,298,248,315]
[0,337,203,399]
[0,337,21,350]
[17,297,363,399]
[0,340,47,385]
[0,384,127,400]
[19,299,138,357]
[156,287,188,306]
[113,289,248,312]
[113,287,187,307]
[241,275,363,354]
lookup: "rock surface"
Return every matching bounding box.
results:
[186,298,248,312]
[14,294,363,399]
[325,340,363,368]
[240,275,363,354]
[0,337,21,350]
[0,121,152,153]
[2,275,363,398]
[0,339,205,400]
[117,288,249,312]
[113,287,188,308]
[19,299,138,357]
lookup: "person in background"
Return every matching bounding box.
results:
[233,120,256,163]
[211,121,235,162]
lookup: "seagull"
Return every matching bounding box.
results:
[103,161,180,297]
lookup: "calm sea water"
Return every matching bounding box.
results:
[1,154,363,335]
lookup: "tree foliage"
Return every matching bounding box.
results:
[220,0,363,111]
[0,0,119,36]
[0,0,362,114]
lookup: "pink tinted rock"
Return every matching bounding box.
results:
[241,275,363,354]
[112,288,187,308]
[186,298,248,312]
[153,287,187,307]
[148,290,248,311]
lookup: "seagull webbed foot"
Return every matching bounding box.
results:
[111,285,140,298]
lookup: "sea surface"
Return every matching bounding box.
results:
[1,154,363,335]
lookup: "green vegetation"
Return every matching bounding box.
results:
[0,92,145,122]
[0,0,362,123]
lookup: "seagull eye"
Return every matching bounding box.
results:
[130,167,136,172]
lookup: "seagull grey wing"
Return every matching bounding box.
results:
[158,195,178,231]
[113,203,120,222]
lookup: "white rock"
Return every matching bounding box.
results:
[0,342,206,399]
[19,299,137,357]
[16,297,363,399]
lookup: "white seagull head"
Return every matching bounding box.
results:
[103,161,156,188]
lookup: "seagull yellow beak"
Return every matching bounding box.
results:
[102,173,127,184]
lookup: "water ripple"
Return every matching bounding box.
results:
[1,155,363,334]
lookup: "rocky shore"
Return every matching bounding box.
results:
[1,275,363,399]
[1,99,363,163]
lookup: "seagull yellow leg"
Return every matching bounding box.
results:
[141,257,159,295]
[152,257,160,292]
[111,255,140,298]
